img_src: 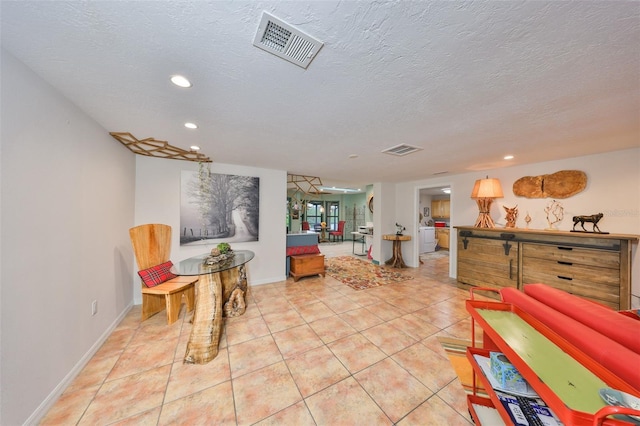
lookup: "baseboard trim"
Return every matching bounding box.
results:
[250,275,287,286]
[24,303,134,426]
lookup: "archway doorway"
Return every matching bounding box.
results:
[416,184,453,278]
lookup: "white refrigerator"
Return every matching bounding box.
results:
[418,227,437,253]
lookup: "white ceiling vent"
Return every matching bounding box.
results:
[381,144,423,156]
[253,12,323,69]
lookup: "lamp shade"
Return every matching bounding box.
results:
[471,178,504,199]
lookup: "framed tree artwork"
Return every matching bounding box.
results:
[180,169,260,245]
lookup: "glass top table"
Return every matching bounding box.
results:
[175,250,255,276]
[179,249,254,364]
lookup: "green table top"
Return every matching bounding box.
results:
[478,309,608,414]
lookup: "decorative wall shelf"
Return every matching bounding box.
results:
[287,174,323,196]
[110,132,211,162]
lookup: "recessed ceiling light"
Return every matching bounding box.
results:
[170,75,192,88]
[504,155,514,160]
[190,145,200,151]
[184,122,198,129]
[349,154,358,159]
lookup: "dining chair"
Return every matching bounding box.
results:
[329,220,346,242]
[129,223,197,324]
[302,221,310,231]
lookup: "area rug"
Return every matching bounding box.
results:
[325,256,412,291]
[437,336,486,396]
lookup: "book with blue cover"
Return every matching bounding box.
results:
[495,390,563,426]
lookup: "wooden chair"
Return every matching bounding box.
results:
[129,224,197,324]
[329,220,346,242]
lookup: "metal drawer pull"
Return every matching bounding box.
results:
[557,275,573,280]
[503,241,512,256]
[509,259,513,279]
[557,261,573,266]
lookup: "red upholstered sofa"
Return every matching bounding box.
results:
[499,284,640,393]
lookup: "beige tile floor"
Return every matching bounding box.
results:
[41,244,479,425]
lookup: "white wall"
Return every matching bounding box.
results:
[371,182,397,264]
[0,49,136,424]
[396,148,640,306]
[133,156,287,304]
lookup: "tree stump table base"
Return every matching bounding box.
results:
[382,234,411,268]
[183,264,249,364]
[184,271,223,364]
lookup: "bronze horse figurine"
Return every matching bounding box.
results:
[572,213,603,232]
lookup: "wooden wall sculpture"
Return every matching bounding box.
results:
[287,174,323,195]
[513,170,587,199]
[110,132,212,162]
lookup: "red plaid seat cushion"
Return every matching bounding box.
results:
[138,261,178,288]
[286,245,320,256]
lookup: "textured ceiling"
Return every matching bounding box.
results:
[1,1,638,190]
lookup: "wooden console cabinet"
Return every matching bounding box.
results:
[455,226,638,310]
[290,254,326,282]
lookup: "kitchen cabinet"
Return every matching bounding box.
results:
[455,226,638,309]
[431,199,450,218]
[435,228,450,249]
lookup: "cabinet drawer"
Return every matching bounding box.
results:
[457,238,518,290]
[522,257,619,286]
[522,243,619,269]
[522,259,620,308]
[458,238,518,260]
[458,259,518,289]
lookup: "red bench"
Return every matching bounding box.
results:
[500,284,640,392]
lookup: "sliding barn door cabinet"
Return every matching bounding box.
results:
[455,226,638,310]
